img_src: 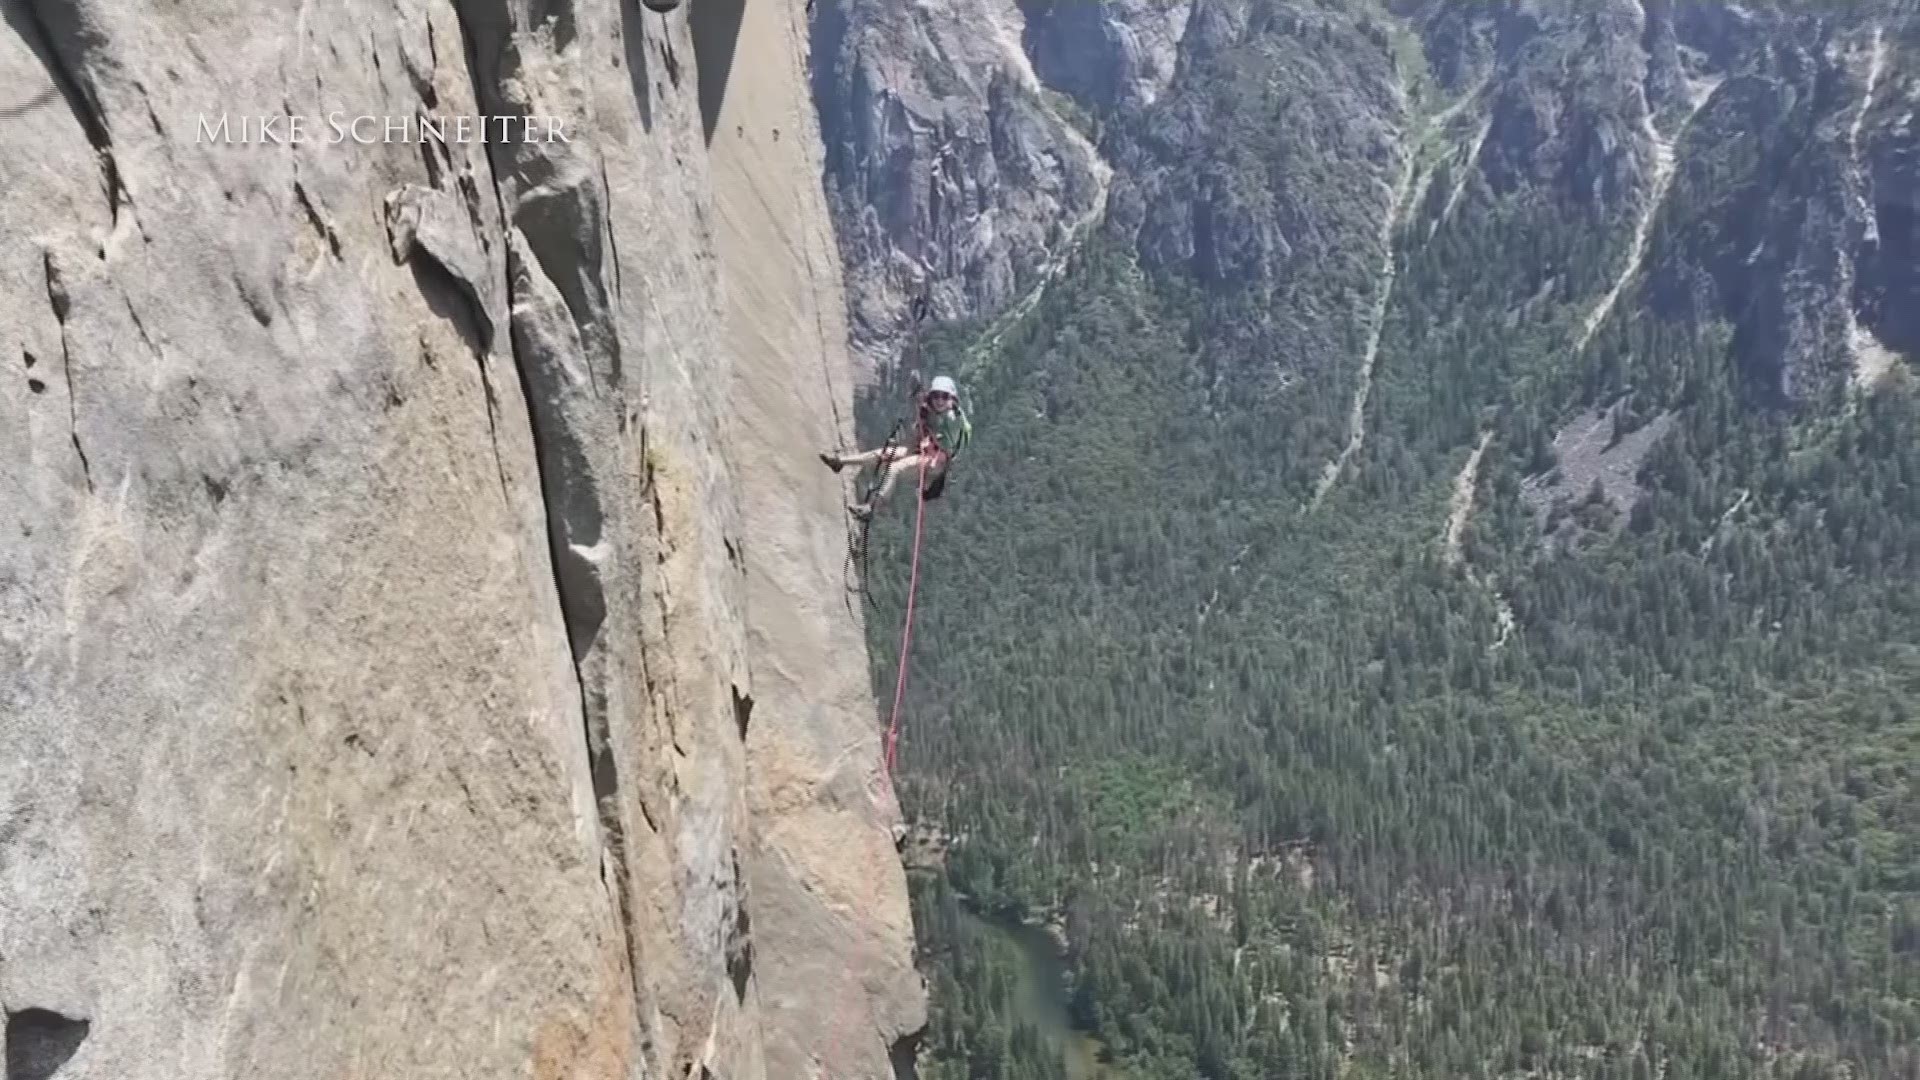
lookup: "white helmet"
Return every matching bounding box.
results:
[929,375,959,398]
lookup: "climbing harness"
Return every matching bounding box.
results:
[842,288,935,606]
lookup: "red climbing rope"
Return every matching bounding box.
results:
[883,463,932,774]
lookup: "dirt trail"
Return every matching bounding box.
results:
[1310,134,1420,508]
[1311,80,1485,509]
[1843,26,1899,390]
[1571,71,1720,356]
[1442,431,1493,565]
[961,0,1114,376]
[1439,115,1492,225]
[1440,432,1516,648]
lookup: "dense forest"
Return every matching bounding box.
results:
[849,3,1919,1077]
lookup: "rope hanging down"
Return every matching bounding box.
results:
[884,467,931,774]
[843,414,905,607]
[832,282,937,773]
[881,287,937,773]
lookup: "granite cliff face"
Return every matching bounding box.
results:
[1424,0,1920,406]
[818,0,1917,404]
[0,1,921,1077]
[811,0,1110,369]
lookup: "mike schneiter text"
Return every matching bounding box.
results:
[195,113,572,145]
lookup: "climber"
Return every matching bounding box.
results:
[821,374,972,520]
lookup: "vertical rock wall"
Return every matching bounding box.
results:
[709,0,926,1074]
[0,0,919,1077]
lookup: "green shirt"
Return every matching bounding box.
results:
[922,400,972,456]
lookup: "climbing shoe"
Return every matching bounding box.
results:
[819,452,845,473]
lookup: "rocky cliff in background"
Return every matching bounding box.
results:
[811,0,1109,370]
[0,0,921,1077]
[817,0,1916,404]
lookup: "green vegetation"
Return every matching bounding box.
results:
[914,874,1074,1080]
[914,874,1132,1080]
[859,7,1918,1080]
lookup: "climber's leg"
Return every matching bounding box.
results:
[849,453,925,519]
[850,445,913,467]
[872,453,923,503]
[824,444,914,473]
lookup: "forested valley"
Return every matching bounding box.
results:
[837,2,1920,1077]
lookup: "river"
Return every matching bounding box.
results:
[960,909,1128,1080]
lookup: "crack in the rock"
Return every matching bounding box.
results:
[473,360,512,506]
[407,19,441,109]
[43,251,91,493]
[293,175,344,260]
[419,316,511,508]
[514,176,620,396]
[646,446,666,540]
[640,449,689,758]
[19,0,125,231]
[447,0,650,1028]
[600,154,624,308]
[418,135,448,190]
[731,684,753,741]
[726,851,754,1002]
[123,292,161,363]
[633,782,660,834]
[0,84,55,119]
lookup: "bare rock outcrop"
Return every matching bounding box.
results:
[823,0,1916,411]
[1022,0,1196,113]
[812,0,1107,370]
[0,0,920,1077]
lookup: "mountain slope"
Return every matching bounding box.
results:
[825,1,1920,1077]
